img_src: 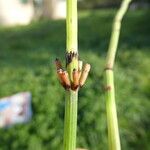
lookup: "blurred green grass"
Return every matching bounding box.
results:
[0,9,150,150]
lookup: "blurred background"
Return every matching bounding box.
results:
[0,0,150,149]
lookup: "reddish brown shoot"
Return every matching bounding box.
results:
[55,59,91,91]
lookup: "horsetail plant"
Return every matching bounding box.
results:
[104,0,132,150]
[55,0,91,150]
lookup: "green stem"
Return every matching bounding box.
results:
[64,91,78,150]
[105,0,132,69]
[63,0,78,149]
[66,0,78,53]
[104,0,132,150]
[105,70,121,150]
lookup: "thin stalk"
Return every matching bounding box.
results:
[63,0,78,150]
[105,0,132,69]
[105,70,120,150]
[104,0,132,150]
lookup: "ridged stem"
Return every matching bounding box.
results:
[105,0,132,69]
[64,91,78,150]
[104,0,132,150]
[105,70,121,150]
[63,0,78,150]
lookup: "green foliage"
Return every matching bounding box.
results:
[79,0,150,9]
[78,0,121,9]
[0,10,149,150]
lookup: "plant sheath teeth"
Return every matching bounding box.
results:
[78,70,82,81]
[55,58,63,70]
[62,71,71,89]
[57,69,71,90]
[79,64,91,87]
[78,60,83,71]
[78,60,83,79]
[72,69,79,90]
[57,69,65,87]
[66,51,78,66]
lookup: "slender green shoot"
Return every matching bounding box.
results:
[63,0,78,150]
[104,0,132,150]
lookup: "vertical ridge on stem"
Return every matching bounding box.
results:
[66,0,78,52]
[105,70,121,150]
[104,0,132,150]
[63,0,78,149]
[105,0,132,69]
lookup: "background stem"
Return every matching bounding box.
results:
[105,70,121,150]
[63,0,78,150]
[105,0,132,69]
[105,0,132,150]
